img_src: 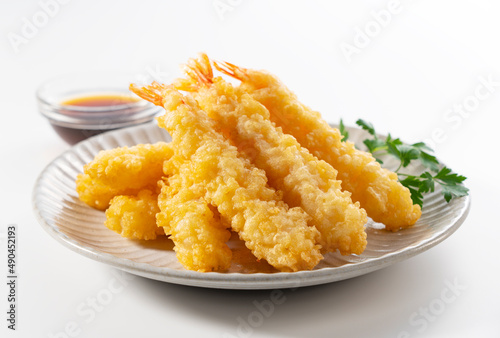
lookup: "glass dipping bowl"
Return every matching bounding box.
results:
[37,72,163,145]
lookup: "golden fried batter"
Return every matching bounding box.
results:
[105,189,164,240]
[130,83,323,272]
[158,187,232,272]
[156,155,233,272]
[215,61,421,231]
[76,142,173,210]
[176,54,367,255]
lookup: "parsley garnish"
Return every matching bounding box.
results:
[339,119,469,207]
[339,119,349,140]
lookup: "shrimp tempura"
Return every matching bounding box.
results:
[156,155,233,272]
[105,189,164,240]
[214,61,421,231]
[176,54,367,255]
[76,142,173,210]
[130,83,323,272]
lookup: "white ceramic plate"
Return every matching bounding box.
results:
[33,122,470,289]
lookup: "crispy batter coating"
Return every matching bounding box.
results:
[158,188,232,272]
[130,83,323,272]
[105,189,164,240]
[156,155,233,272]
[177,55,367,255]
[215,61,421,231]
[76,142,173,210]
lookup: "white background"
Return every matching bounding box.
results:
[1,0,499,337]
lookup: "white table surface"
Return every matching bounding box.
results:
[1,1,498,337]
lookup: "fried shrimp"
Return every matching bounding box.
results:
[214,61,421,231]
[176,54,367,255]
[105,189,164,240]
[157,187,232,272]
[130,83,323,272]
[156,155,233,272]
[76,142,173,210]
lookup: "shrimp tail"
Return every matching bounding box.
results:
[129,82,169,106]
[174,53,214,91]
[212,60,249,82]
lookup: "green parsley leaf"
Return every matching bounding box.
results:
[386,139,400,159]
[339,119,349,140]
[407,185,424,207]
[396,144,420,167]
[343,118,469,207]
[434,167,467,185]
[398,175,421,188]
[440,183,469,203]
[363,138,385,153]
[433,167,469,202]
[418,172,435,193]
[419,151,440,172]
[411,142,433,152]
[356,119,376,136]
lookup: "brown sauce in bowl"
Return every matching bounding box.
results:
[62,94,139,107]
[48,94,146,144]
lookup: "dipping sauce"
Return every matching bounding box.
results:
[50,124,107,145]
[37,73,163,145]
[48,93,145,144]
[62,94,140,107]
